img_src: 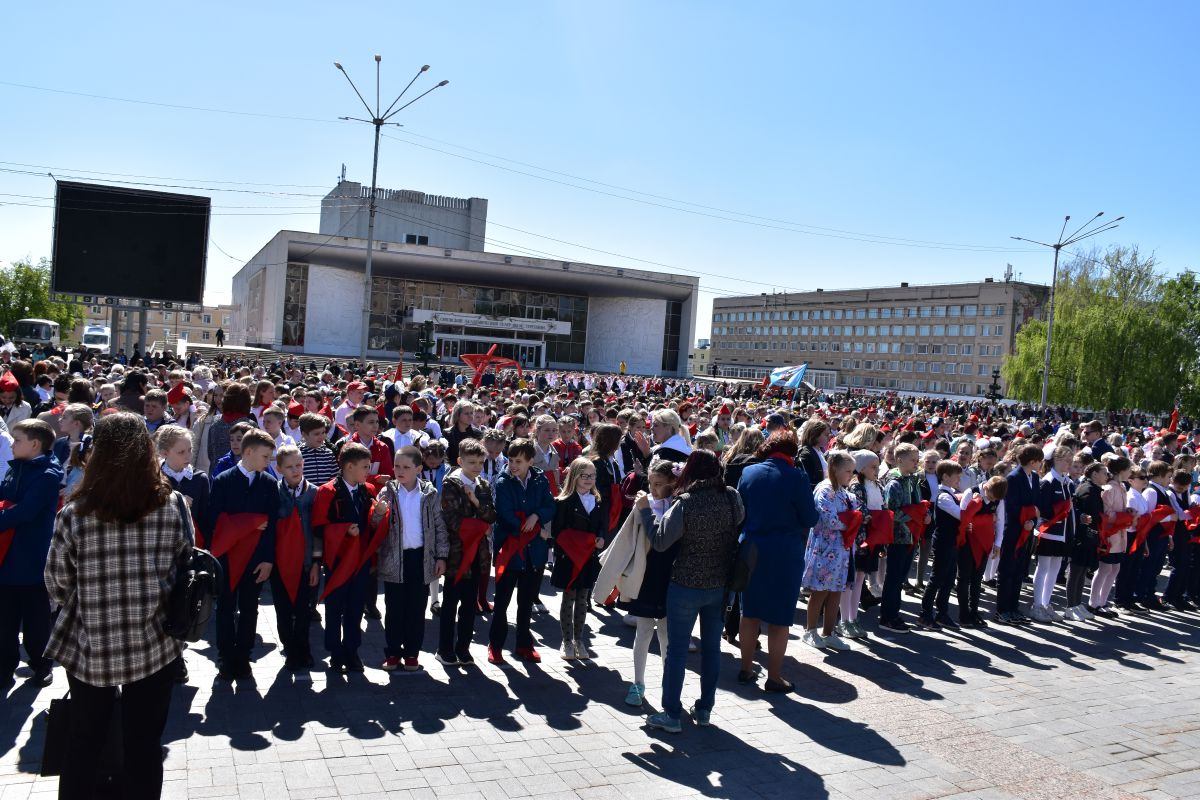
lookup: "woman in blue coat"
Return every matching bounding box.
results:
[735,430,819,693]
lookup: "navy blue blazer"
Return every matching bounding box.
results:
[1003,465,1042,542]
[207,467,279,570]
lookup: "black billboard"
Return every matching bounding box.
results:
[51,181,210,304]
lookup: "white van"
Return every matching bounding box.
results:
[82,324,112,355]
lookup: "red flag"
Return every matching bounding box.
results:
[899,501,931,545]
[1037,500,1073,536]
[1015,505,1039,551]
[0,500,13,568]
[494,511,533,579]
[838,509,863,550]
[865,509,894,547]
[556,528,597,589]
[275,509,305,604]
[454,517,491,584]
[393,358,404,383]
[210,512,269,590]
[1131,505,1174,554]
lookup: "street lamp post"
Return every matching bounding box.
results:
[1012,212,1124,407]
[335,57,449,363]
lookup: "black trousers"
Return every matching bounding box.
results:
[440,570,479,656]
[956,547,984,622]
[60,663,174,800]
[215,571,263,669]
[270,566,313,662]
[1114,544,1143,604]
[383,548,429,658]
[489,568,540,650]
[920,532,958,618]
[1165,531,1193,604]
[0,583,51,675]
[996,531,1032,614]
[324,564,369,660]
[1187,542,1200,601]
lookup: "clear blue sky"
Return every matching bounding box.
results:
[2,2,1196,340]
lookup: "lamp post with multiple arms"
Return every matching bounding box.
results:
[1012,212,1124,407]
[335,56,449,363]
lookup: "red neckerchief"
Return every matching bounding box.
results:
[767,452,795,466]
[222,410,245,423]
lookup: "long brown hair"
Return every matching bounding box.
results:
[587,423,623,461]
[72,412,172,523]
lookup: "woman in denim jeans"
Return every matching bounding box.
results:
[645,450,744,733]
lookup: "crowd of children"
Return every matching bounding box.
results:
[2,351,1199,735]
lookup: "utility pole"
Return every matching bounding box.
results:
[335,57,448,362]
[1012,212,1123,407]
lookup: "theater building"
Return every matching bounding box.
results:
[231,181,698,376]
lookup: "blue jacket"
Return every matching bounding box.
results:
[0,453,64,585]
[1004,465,1042,542]
[207,468,279,573]
[737,457,818,536]
[493,466,556,571]
[277,479,317,565]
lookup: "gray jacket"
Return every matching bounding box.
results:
[375,478,449,584]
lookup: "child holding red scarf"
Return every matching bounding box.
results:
[438,438,496,666]
[551,457,608,661]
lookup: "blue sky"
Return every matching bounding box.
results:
[2,2,1196,340]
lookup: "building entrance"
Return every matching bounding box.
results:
[436,335,544,369]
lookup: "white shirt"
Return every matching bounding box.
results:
[384,428,426,450]
[162,462,194,482]
[579,491,597,514]
[237,462,258,485]
[935,488,962,520]
[395,482,425,549]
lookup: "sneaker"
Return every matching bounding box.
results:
[647,712,682,734]
[1126,601,1149,614]
[487,645,506,665]
[1144,598,1167,612]
[1012,611,1033,624]
[1076,605,1094,621]
[823,633,851,651]
[435,652,460,667]
[573,640,591,660]
[625,683,645,707]
[403,657,423,672]
[344,656,365,673]
[983,578,999,589]
[533,602,548,615]
[880,618,911,634]
[560,641,577,661]
[382,656,403,671]
[849,621,870,639]
[430,602,441,616]
[1091,605,1118,619]
[455,650,474,665]
[834,621,853,638]
[515,647,541,663]
[1048,606,1064,622]
[29,668,53,688]
[1028,605,1052,623]
[859,592,881,610]
[1062,606,1080,621]
[736,668,759,685]
[801,629,826,649]
[364,606,382,621]
[690,705,713,727]
[935,614,960,630]
[915,615,941,631]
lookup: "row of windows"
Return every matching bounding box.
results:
[715,340,1004,358]
[714,304,1005,323]
[850,377,981,394]
[840,359,998,376]
[93,309,226,326]
[715,323,1005,338]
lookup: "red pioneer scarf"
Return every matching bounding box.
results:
[275,508,305,604]
[865,509,894,547]
[454,517,492,584]
[1098,510,1134,554]
[899,501,931,547]
[958,497,982,548]
[1015,505,1039,551]
[1036,500,1073,536]
[556,528,597,589]
[958,497,996,568]
[494,511,533,579]
[767,452,795,467]
[838,508,863,550]
[320,504,390,600]
[210,512,269,590]
[0,500,13,568]
[608,485,623,532]
[1131,505,1174,554]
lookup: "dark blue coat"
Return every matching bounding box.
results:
[737,457,819,536]
[1003,465,1042,543]
[0,453,64,585]
[207,468,279,570]
[493,466,556,572]
[164,467,211,543]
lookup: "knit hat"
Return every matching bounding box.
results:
[852,449,879,473]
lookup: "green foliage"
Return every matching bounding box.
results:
[0,258,82,339]
[1002,246,1196,413]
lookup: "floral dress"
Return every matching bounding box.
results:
[802,481,859,592]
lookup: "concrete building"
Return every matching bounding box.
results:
[73,302,237,353]
[688,341,712,376]
[230,182,699,375]
[708,279,1049,397]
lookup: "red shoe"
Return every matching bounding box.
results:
[487,645,506,665]
[515,647,541,663]
[403,657,423,672]
[381,656,402,672]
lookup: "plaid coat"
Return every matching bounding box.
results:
[44,491,193,687]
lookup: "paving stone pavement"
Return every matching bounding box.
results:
[3,577,1199,799]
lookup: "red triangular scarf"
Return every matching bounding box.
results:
[275,509,305,604]
[1015,505,1039,551]
[320,505,390,600]
[494,511,532,579]
[958,497,983,548]
[964,505,996,569]
[1098,510,1134,553]
[838,508,863,550]
[0,500,13,568]
[865,509,894,547]
[454,517,491,584]
[608,485,623,533]
[1185,505,1200,532]
[1037,500,1073,536]
[767,452,795,467]
[1131,505,1174,554]
[899,501,931,547]
[210,512,268,590]
[556,528,597,589]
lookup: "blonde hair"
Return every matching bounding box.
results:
[558,456,601,501]
[153,424,191,455]
[651,408,691,445]
[826,451,856,490]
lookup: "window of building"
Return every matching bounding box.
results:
[903,343,914,354]
[915,380,927,391]
[283,263,309,346]
[948,305,961,317]
[831,342,841,352]
[853,360,861,369]
[981,324,991,336]
[916,362,926,372]
[854,325,865,336]
[948,324,960,336]
[964,305,977,316]
[868,308,879,319]
[855,309,867,320]
[917,343,929,354]
[982,305,993,316]
[905,325,916,336]
[866,325,877,336]
[163,312,173,322]
[960,364,972,375]
[863,360,873,370]
[842,359,851,369]
[979,364,990,376]
[831,309,841,320]
[854,342,863,353]
[819,342,829,352]
[222,315,232,326]
[405,234,430,245]
[961,344,973,355]
[995,304,1006,316]
[902,361,913,372]
[930,362,941,373]
[889,360,900,371]
[163,328,171,338]
[931,344,943,354]
[930,381,940,392]
[947,344,958,355]
[933,325,945,336]
[201,330,211,341]
[919,306,931,318]
[881,308,892,319]
[945,363,956,373]
[919,325,931,336]
[822,310,831,320]
[934,306,946,317]
[866,343,876,353]
[994,325,1004,337]
[964,324,976,336]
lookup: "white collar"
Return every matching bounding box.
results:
[236,461,259,483]
[162,461,194,482]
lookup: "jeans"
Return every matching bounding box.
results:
[0,583,51,676]
[489,568,540,650]
[61,663,174,800]
[383,548,429,659]
[660,583,725,721]
[215,570,264,669]
[881,544,914,622]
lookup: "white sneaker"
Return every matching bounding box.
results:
[1048,606,1064,622]
[801,630,826,649]
[1077,605,1094,621]
[560,641,577,660]
[1029,604,1051,623]
[1062,606,1079,621]
[823,633,851,651]
[574,640,590,659]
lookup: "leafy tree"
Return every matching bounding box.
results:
[0,258,82,339]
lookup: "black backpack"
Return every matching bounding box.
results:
[164,493,223,642]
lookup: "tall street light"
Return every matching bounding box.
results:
[335,56,449,363]
[1012,212,1124,407]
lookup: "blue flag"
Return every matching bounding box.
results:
[768,364,808,389]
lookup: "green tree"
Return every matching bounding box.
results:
[0,258,82,340]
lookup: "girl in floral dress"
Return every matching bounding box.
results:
[802,451,859,651]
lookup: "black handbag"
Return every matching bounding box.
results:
[164,493,223,642]
[41,691,124,788]
[725,491,756,592]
